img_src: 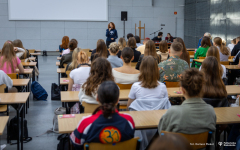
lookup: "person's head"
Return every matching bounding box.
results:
[12,39,27,59]
[180,68,204,98]
[222,39,226,46]
[68,39,78,51]
[68,47,82,70]
[169,42,183,56]
[143,37,150,45]
[0,41,17,73]
[61,36,69,49]
[108,22,115,29]
[236,37,240,43]
[232,38,236,44]
[167,33,171,38]
[159,40,168,53]
[121,47,134,64]
[134,36,141,44]
[77,50,89,64]
[82,57,114,96]
[201,56,227,98]
[109,42,119,55]
[148,133,193,150]
[144,40,157,57]
[207,46,221,62]
[201,36,212,48]
[139,56,159,88]
[213,37,229,55]
[96,39,108,58]
[127,33,134,40]
[118,38,126,50]
[204,32,212,40]
[93,81,119,118]
[158,32,163,38]
[127,37,137,49]
[175,38,187,53]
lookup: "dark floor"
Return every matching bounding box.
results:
[0,56,61,150]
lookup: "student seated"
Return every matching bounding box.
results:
[107,42,123,68]
[78,57,114,104]
[199,46,226,79]
[135,40,161,70]
[134,36,143,48]
[231,36,240,57]
[117,37,126,57]
[200,56,227,100]
[191,36,211,68]
[157,40,169,62]
[165,33,173,43]
[213,37,230,61]
[70,81,135,150]
[158,68,216,150]
[112,47,140,84]
[175,38,190,66]
[127,37,141,62]
[68,51,90,91]
[59,36,69,56]
[91,39,109,62]
[197,32,213,48]
[0,70,17,92]
[0,41,24,74]
[127,33,134,41]
[152,32,163,43]
[158,42,189,82]
[12,40,27,59]
[128,56,170,111]
[228,38,236,52]
[136,38,150,55]
[60,39,78,68]
[66,48,82,71]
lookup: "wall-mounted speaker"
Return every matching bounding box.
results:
[121,11,127,21]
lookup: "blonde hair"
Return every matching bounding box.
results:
[214,37,229,55]
[118,38,126,50]
[67,48,82,71]
[109,42,119,54]
[78,50,89,64]
[204,32,212,40]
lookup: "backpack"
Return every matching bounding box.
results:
[8,116,32,144]
[57,134,69,150]
[25,49,30,58]
[31,81,48,100]
[53,107,66,132]
[51,83,61,100]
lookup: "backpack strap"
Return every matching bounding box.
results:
[77,63,91,68]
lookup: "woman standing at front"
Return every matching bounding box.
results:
[106,22,118,48]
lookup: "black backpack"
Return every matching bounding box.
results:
[8,116,32,144]
[51,83,61,100]
[57,134,69,150]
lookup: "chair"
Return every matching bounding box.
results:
[63,64,68,69]
[229,56,234,59]
[131,62,138,68]
[161,131,212,150]
[164,81,180,88]
[202,97,229,107]
[198,57,205,59]
[84,137,141,150]
[188,51,195,55]
[66,71,71,78]
[7,73,18,79]
[0,84,8,114]
[81,101,100,113]
[82,49,92,58]
[116,83,132,110]
[220,61,230,65]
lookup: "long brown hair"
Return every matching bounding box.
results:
[13,39,27,59]
[82,57,114,96]
[201,36,211,48]
[67,48,82,71]
[127,37,137,49]
[139,56,160,88]
[94,39,108,59]
[0,41,18,73]
[159,40,168,53]
[175,38,190,65]
[206,46,223,76]
[201,56,227,98]
[118,38,126,50]
[60,36,69,49]
[68,39,78,51]
[214,37,229,55]
[108,22,115,29]
[144,40,160,63]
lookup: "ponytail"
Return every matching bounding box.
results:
[92,103,115,118]
[78,50,88,64]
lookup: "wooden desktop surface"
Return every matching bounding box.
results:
[187,48,196,51]
[0,116,9,135]
[58,107,240,133]
[56,62,60,66]
[60,78,69,85]
[57,68,65,73]
[57,57,61,60]
[61,91,79,102]
[0,92,30,104]
[35,50,41,52]
[12,79,30,86]
[194,59,234,63]
[30,53,41,56]
[190,55,194,59]
[28,57,36,61]
[225,65,240,70]
[16,69,33,74]
[21,62,37,67]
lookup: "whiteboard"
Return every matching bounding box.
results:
[8,0,108,21]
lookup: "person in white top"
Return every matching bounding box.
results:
[136,38,150,55]
[113,47,140,84]
[228,38,236,52]
[213,37,230,61]
[0,70,17,92]
[68,51,91,91]
[78,57,114,104]
[13,39,27,59]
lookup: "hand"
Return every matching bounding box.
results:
[109,28,111,31]
[111,38,114,40]
[14,47,18,51]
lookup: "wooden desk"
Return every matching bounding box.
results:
[28,57,36,61]
[61,91,79,102]
[187,48,196,51]
[35,50,41,52]
[21,62,37,81]
[12,79,30,86]
[190,55,194,59]
[60,78,69,85]
[56,62,60,66]
[16,69,33,74]
[57,68,65,73]
[225,65,240,70]
[58,107,240,133]
[193,59,233,63]
[30,53,41,56]
[57,57,61,60]
[0,116,9,135]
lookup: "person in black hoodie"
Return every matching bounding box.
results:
[127,37,141,62]
[106,22,118,48]
[152,32,163,42]
[60,39,78,68]
[231,36,240,59]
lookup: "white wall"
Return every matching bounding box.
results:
[0,0,184,50]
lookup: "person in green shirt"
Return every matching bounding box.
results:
[191,36,212,68]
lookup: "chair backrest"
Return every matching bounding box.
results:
[198,57,205,59]
[188,51,195,55]
[0,84,6,93]
[131,62,138,68]
[116,83,132,89]
[82,49,92,58]
[66,71,71,78]
[84,137,140,150]
[203,97,229,107]
[28,49,35,54]
[7,73,18,79]
[161,131,211,150]
[164,81,180,88]
[229,56,234,59]
[82,101,100,113]
[220,61,229,65]
[63,64,68,69]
